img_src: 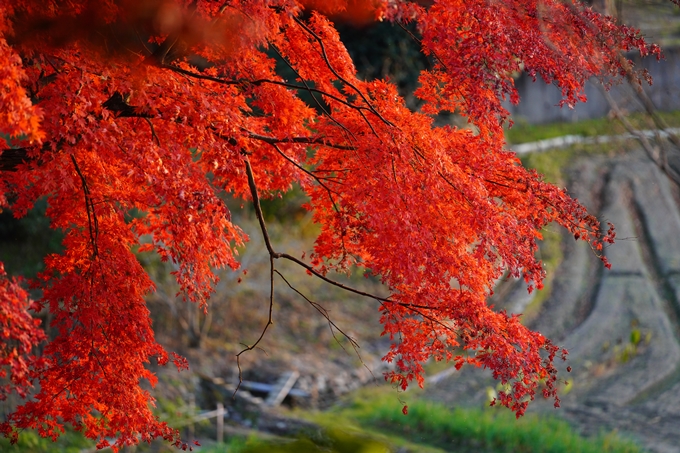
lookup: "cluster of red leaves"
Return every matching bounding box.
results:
[0,263,45,402]
[0,0,655,449]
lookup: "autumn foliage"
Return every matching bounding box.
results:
[0,0,658,449]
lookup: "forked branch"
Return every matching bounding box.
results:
[237,156,459,379]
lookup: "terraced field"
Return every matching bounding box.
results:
[425,150,680,453]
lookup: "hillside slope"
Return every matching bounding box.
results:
[425,150,680,453]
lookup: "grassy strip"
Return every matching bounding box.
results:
[0,393,644,453]
[208,387,643,453]
[0,429,94,453]
[505,110,680,145]
[203,430,399,453]
[332,390,643,453]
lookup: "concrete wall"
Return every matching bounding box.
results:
[505,47,680,124]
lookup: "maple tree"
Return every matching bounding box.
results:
[0,0,661,450]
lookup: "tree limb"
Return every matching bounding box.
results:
[0,148,30,171]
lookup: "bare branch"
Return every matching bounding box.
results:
[274,269,360,354]
[233,254,275,396]
[598,84,680,185]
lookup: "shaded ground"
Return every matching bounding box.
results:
[425,150,680,453]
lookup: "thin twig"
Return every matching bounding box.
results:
[598,84,680,185]
[291,15,394,128]
[275,268,378,382]
[269,43,357,143]
[234,254,275,396]
[274,269,359,353]
[144,118,161,146]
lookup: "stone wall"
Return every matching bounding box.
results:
[506,47,680,124]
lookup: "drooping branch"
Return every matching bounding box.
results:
[274,269,361,356]
[237,154,458,389]
[599,83,680,185]
[70,154,100,258]
[242,156,450,314]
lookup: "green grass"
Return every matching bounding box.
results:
[505,110,680,145]
[322,389,643,453]
[207,387,643,453]
[202,431,393,453]
[0,429,94,453]
[0,388,645,453]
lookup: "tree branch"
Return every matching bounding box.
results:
[599,84,680,185]
[242,156,448,313]
[243,156,278,258]
[268,43,358,143]
[245,131,356,151]
[160,64,375,114]
[290,15,394,128]
[70,154,100,258]
[233,254,275,395]
[0,148,30,171]
[274,269,361,355]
